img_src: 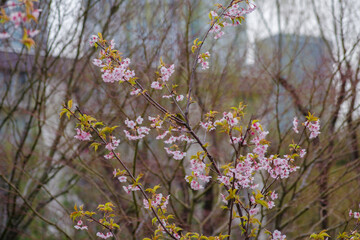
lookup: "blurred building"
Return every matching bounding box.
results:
[255,34,333,127]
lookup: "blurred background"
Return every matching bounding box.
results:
[1,0,360,239]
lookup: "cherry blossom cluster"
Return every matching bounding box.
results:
[306,120,320,139]
[267,191,278,209]
[74,128,92,141]
[143,193,170,210]
[185,158,212,190]
[152,218,182,240]
[151,64,175,90]
[230,136,246,145]
[161,93,185,102]
[225,2,256,20]
[198,51,210,70]
[250,122,300,180]
[148,116,164,129]
[130,88,141,95]
[292,117,299,133]
[97,57,134,83]
[209,21,224,40]
[113,169,140,196]
[208,2,256,40]
[216,111,240,127]
[70,202,119,240]
[249,207,259,216]
[217,120,303,192]
[268,155,300,179]
[113,168,127,183]
[0,0,41,41]
[74,220,88,230]
[122,184,140,194]
[249,130,268,153]
[160,64,175,82]
[9,11,26,27]
[349,205,360,219]
[104,151,120,160]
[218,154,257,189]
[214,111,248,143]
[200,120,216,131]
[163,134,195,145]
[162,131,194,160]
[89,35,136,84]
[123,116,151,140]
[271,230,286,240]
[96,232,113,239]
[105,136,120,150]
[164,147,186,160]
[89,35,98,47]
[293,116,321,139]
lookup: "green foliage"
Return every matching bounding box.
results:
[310,230,331,240]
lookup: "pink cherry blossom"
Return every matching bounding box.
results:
[6,1,17,9]
[130,88,141,95]
[159,64,175,82]
[156,131,169,139]
[118,176,127,182]
[299,149,306,158]
[162,94,173,99]
[293,117,299,133]
[74,128,91,141]
[124,70,135,81]
[210,10,218,17]
[74,220,88,230]
[176,95,184,102]
[200,121,216,131]
[249,208,259,215]
[307,120,321,139]
[32,9,41,20]
[89,35,98,47]
[143,199,150,209]
[272,230,286,240]
[137,126,150,135]
[104,152,114,159]
[105,136,120,150]
[190,180,203,190]
[164,147,186,160]
[122,185,131,194]
[268,201,275,209]
[92,59,104,67]
[161,195,170,210]
[28,29,40,37]
[225,3,256,19]
[210,23,221,33]
[10,11,25,27]
[198,52,210,70]
[125,119,136,129]
[151,81,163,90]
[123,185,140,194]
[0,32,10,39]
[271,191,278,200]
[96,232,113,239]
[214,31,225,40]
[136,116,143,124]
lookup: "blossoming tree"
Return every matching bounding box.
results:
[60,1,347,239]
[1,0,360,239]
